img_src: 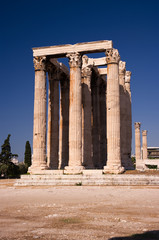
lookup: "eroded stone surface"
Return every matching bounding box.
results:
[30,41,135,175]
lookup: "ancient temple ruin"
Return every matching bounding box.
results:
[29,40,133,174]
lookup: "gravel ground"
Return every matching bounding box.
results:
[0,179,159,240]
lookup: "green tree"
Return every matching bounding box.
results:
[24,141,32,167]
[0,134,19,178]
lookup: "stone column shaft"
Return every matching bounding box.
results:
[99,77,107,168]
[119,61,127,167]
[29,56,48,172]
[59,79,69,169]
[135,122,141,160]
[64,53,84,174]
[47,70,59,169]
[82,66,93,168]
[125,71,132,168]
[104,49,124,173]
[142,130,148,160]
[91,72,100,168]
[135,122,145,170]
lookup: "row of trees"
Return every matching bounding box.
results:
[0,135,32,178]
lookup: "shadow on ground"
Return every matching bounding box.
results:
[109,230,159,240]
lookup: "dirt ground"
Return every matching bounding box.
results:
[0,179,159,240]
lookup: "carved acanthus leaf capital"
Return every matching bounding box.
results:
[142,130,148,136]
[119,61,126,74]
[135,122,141,130]
[33,56,46,71]
[81,66,92,78]
[106,48,120,64]
[82,55,89,68]
[66,52,82,68]
[125,71,131,83]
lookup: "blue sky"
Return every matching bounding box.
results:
[1,0,159,161]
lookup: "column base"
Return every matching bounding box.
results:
[28,164,50,174]
[103,164,125,174]
[136,161,145,171]
[64,166,84,174]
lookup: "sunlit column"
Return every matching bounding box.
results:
[64,52,84,174]
[104,49,124,173]
[29,56,48,172]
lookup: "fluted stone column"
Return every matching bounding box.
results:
[59,78,69,169]
[142,130,148,160]
[125,71,134,169]
[91,72,100,168]
[104,49,124,174]
[64,52,84,174]
[119,61,127,167]
[99,76,107,168]
[82,66,93,168]
[29,56,48,172]
[135,122,144,170]
[47,66,59,169]
[135,122,141,160]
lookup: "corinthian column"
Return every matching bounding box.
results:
[119,61,127,167]
[91,71,100,168]
[29,56,48,172]
[142,130,148,160]
[47,65,59,169]
[125,71,134,169]
[104,49,124,174]
[64,52,84,174]
[59,78,69,169]
[82,66,93,168]
[135,122,144,170]
[99,76,107,168]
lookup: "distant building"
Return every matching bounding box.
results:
[147,147,159,159]
[11,157,19,165]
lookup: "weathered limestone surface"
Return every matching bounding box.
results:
[59,78,69,169]
[135,122,141,160]
[104,49,124,174]
[98,68,107,75]
[119,61,127,167]
[91,70,100,168]
[142,130,148,160]
[15,173,159,186]
[81,65,93,168]
[135,122,144,170]
[47,64,59,169]
[29,57,48,172]
[99,76,107,168]
[33,40,113,57]
[29,41,134,176]
[64,53,84,174]
[125,71,133,169]
[82,56,107,68]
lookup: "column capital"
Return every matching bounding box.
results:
[33,56,46,71]
[81,66,92,78]
[82,55,89,68]
[142,130,148,136]
[125,71,131,83]
[66,52,82,68]
[135,122,141,130]
[105,48,120,64]
[119,61,126,74]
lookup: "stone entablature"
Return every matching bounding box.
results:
[29,40,133,174]
[32,40,113,57]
